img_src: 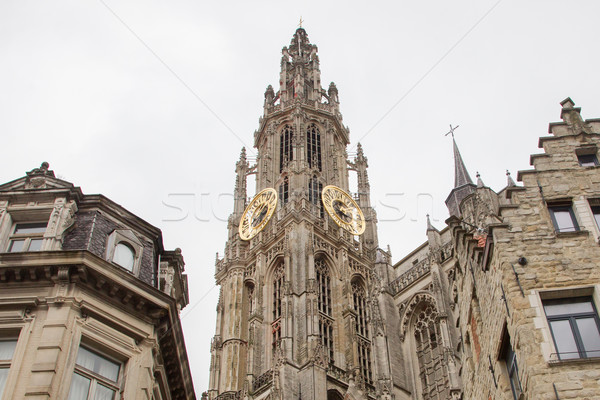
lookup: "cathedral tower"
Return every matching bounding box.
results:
[208,28,396,400]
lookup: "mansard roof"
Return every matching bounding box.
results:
[0,162,164,252]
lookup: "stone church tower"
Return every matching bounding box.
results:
[208,27,600,400]
[208,28,404,400]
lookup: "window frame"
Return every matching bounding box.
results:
[547,201,579,233]
[576,146,599,167]
[105,230,143,275]
[315,257,334,362]
[68,345,124,400]
[272,263,285,355]
[543,296,600,361]
[6,222,47,253]
[278,176,289,206]
[279,125,294,173]
[498,326,522,400]
[588,199,600,231]
[306,123,322,171]
[0,338,18,399]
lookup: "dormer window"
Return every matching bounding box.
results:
[7,222,47,252]
[113,242,135,271]
[106,230,143,275]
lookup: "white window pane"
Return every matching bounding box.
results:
[76,348,120,382]
[0,340,16,360]
[594,212,600,229]
[29,238,43,251]
[553,210,576,232]
[8,240,25,252]
[113,243,135,271]
[68,373,91,400]
[576,318,600,358]
[0,368,8,398]
[544,299,594,316]
[94,383,116,400]
[550,320,579,359]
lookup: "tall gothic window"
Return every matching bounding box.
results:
[352,280,372,385]
[308,175,324,217]
[316,258,334,361]
[279,176,289,205]
[413,303,450,400]
[306,124,322,171]
[246,283,254,316]
[272,263,285,352]
[280,125,293,172]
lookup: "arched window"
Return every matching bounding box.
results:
[308,175,323,217]
[279,176,289,205]
[316,258,333,361]
[272,263,285,352]
[352,281,369,338]
[413,303,450,400]
[352,280,372,385]
[246,282,255,316]
[113,242,135,271]
[306,124,321,171]
[280,125,293,172]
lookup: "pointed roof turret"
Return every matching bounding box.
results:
[453,138,474,188]
[445,136,477,217]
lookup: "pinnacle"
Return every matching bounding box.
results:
[476,172,484,188]
[426,214,438,232]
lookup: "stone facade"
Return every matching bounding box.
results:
[0,163,195,399]
[209,28,600,400]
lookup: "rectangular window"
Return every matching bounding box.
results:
[589,199,600,230]
[0,339,17,398]
[498,327,521,400]
[577,153,599,167]
[543,297,600,360]
[7,222,47,252]
[548,203,579,233]
[504,345,522,399]
[68,346,122,400]
[482,234,494,271]
[576,146,599,167]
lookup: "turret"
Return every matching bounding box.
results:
[445,137,476,217]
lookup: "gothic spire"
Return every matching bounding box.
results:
[445,138,477,217]
[453,138,474,188]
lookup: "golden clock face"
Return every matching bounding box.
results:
[321,185,366,235]
[239,188,278,240]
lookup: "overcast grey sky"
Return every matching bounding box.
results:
[2,0,599,392]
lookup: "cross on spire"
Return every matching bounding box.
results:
[298,17,304,28]
[445,124,460,138]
